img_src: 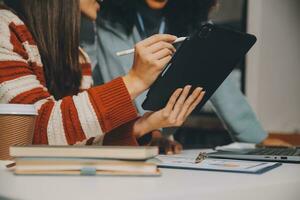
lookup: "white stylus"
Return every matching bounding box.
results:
[116,37,187,56]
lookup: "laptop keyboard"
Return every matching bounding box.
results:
[246,148,300,156]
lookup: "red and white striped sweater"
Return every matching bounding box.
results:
[0,8,140,146]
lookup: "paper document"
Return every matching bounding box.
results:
[156,154,280,174]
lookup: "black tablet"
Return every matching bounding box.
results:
[142,24,257,111]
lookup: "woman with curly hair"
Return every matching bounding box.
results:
[80,0,270,152]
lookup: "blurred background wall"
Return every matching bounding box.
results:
[246,0,300,134]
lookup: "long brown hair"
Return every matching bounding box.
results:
[4,0,82,100]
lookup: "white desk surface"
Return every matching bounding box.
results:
[0,149,299,200]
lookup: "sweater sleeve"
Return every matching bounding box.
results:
[0,12,138,145]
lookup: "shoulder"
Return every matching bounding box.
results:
[0,8,34,44]
[0,8,27,47]
[0,9,29,61]
[97,17,130,39]
[0,8,24,27]
[0,8,42,66]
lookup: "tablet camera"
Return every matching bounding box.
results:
[198,25,212,38]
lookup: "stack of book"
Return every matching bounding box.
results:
[9,145,160,176]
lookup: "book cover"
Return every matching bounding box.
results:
[10,145,158,160]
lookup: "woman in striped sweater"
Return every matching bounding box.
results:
[0,0,205,147]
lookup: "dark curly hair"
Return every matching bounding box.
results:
[99,0,217,36]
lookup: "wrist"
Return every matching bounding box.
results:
[122,72,147,100]
[132,116,153,139]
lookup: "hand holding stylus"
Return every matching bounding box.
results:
[122,34,178,99]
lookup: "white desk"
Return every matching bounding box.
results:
[0,150,299,200]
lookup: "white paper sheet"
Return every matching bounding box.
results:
[156,154,280,174]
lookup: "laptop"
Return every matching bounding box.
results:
[207,147,300,163]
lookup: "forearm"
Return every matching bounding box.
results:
[122,73,148,100]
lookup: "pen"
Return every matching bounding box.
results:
[6,162,16,168]
[116,37,187,56]
[195,152,207,164]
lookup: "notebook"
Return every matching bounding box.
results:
[10,145,158,160]
[12,157,160,176]
[9,145,160,176]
